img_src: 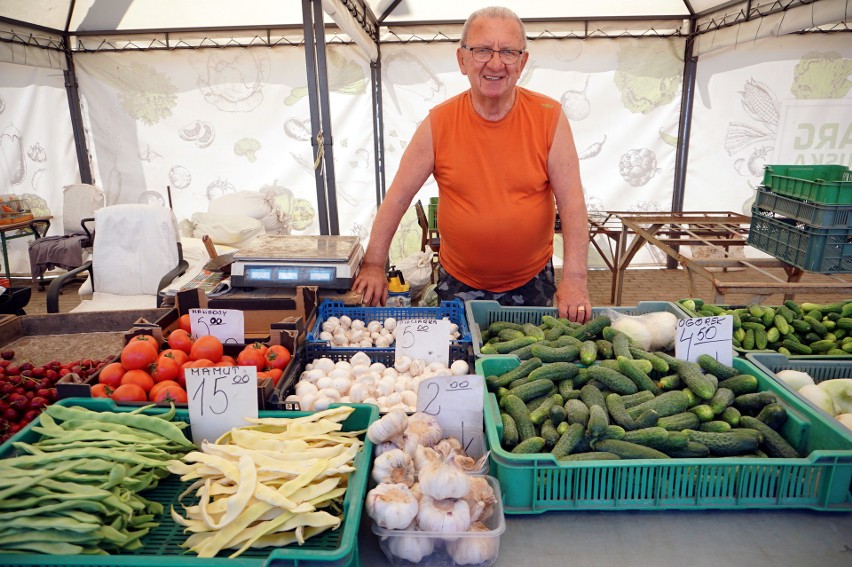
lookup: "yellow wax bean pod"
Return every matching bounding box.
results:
[202,455,256,530]
[229,510,341,557]
[194,500,276,558]
[253,525,331,549]
[289,477,341,505]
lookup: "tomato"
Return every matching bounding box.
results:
[167,329,193,354]
[150,356,180,383]
[264,345,292,371]
[179,358,214,387]
[111,383,147,402]
[190,335,223,363]
[90,383,113,398]
[244,342,268,357]
[178,313,192,334]
[219,355,237,366]
[237,348,266,371]
[129,334,159,348]
[266,367,285,386]
[120,340,159,371]
[159,349,190,366]
[120,369,155,393]
[151,384,188,404]
[149,379,182,400]
[97,362,126,389]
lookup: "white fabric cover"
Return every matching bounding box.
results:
[190,212,265,247]
[62,184,104,234]
[90,204,181,296]
[206,190,289,234]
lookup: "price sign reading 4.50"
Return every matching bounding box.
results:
[185,365,258,446]
[675,315,734,366]
[190,308,244,345]
[395,318,451,366]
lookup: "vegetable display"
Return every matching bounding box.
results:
[677,299,852,355]
[0,403,193,555]
[316,316,461,348]
[773,369,852,431]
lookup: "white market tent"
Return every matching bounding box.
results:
[0,1,849,274]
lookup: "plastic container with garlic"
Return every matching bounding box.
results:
[279,351,472,414]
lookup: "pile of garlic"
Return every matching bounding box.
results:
[316,315,461,348]
[284,351,471,412]
[366,410,500,565]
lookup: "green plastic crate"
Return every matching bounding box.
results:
[427,197,438,231]
[0,398,378,566]
[478,357,852,513]
[745,352,852,443]
[466,300,688,359]
[762,164,852,205]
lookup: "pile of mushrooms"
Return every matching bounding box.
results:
[316,316,461,348]
[366,410,499,565]
[285,351,470,412]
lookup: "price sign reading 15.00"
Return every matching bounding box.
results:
[675,315,733,366]
[395,318,451,366]
[185,365,258,446]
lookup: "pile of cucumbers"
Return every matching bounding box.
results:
[678,299,852,355]
[481,315,801,460]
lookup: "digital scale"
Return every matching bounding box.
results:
[230,235,364,290]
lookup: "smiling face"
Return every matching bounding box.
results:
[457,15,529,105]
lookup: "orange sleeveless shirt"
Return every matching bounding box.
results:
[430,87,559,291]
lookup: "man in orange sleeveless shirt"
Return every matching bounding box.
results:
[353,6,591,322]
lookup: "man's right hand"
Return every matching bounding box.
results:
[352,263,388,306]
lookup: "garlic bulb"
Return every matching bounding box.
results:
[371,448,416,487]
[409,481,423,502]
[384,522,435,563]
[374,440,400,456]
[366,408,408,445]
[366,483,418,530]
[416,494,471,535]
[462,477,497,522]
[419,451,470,500]
[413,445,440,472]
[434,437,463,457]
[404,412,443,453]
[445,522,499,565]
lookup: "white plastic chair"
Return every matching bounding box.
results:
[46,204,188,313]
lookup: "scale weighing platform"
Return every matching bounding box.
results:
[230,235,364,290]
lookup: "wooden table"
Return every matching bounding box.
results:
[608,211,852,305]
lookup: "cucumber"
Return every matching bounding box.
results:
[486,357,543,390]
[734,391,777,415]
[739,416,800,458]
[503,395,536,441]
[656,374,682,391]
[551,422,585,458]
[586,404,610,440]
[696,354,740,379]
[592,439,671,459]
[529,394,563,426]
[756,403,788,430]
[488,321,524,334]
[617,355,659,394]
[611,332,633,359]
[677,361,717,400]
[602,424,626,440]
[500,413,519,449]
[595,339,614,359]
[809,339,837,354]
[684,429,760,456]
[774,314,791,336]
[541,419,560,448]
[579,340,598,366]
[549,334,585,349]
[564,399,591,427]
[699,420,732,433]
[580,383,607,409]
[742,328,755,350]
[688,404,715,422]
[570,315,611,341]
[510,344,535,360]
[558,451,621,461]
[522,322,546,341]
[626,390,691,420]
[657,411,701,431]
[783,338,812,355]
[530,343,581,363]
[558,379,578,400]
[628,347,670,373]
[621,390,656,409]
[666,441,711,458]
[720,406,741,427]
[511,436,546,454]
[549,403,567,425]
[498,328,526,341]
[605,393,637,431]
[709,387,736,415]
[528,362,579,383]
[491,336,540,354]
[586,365,639,395]
[622,426,669,448]
[557,421,570,436]
[653,351,683,372]
[717,374,759,395]
[508,379,556,403]
[634,409,660,428]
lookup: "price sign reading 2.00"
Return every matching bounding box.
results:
[675,315,734,366]
[185,365,258,446]
[416,375,485,459]
[395,318,451,365]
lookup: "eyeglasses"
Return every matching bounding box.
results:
[461,45,525,64]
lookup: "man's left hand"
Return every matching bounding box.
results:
[556,278,591,323]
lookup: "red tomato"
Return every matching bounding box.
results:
[120,369,155,393]
[97,362,126,389]
[120,340,159,371]
[266,367,285,386]
[159,349,190,367]
[178,314,192,333]
[90,383,113,398]
[167,329,193,354]
[190,336,223,363]
[264,345,292,371]
[111,383,147,403]
[237,348,266,371]
[150,356,180,383]
[179,358,214,388]
[150,384,188,404]
[149,379,182,399]
[219,355,237,366]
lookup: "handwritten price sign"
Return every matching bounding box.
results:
[395,318,451,365]
[416,374,485,459]
[675,315,734,366]
[185,365,258,446]
[190,308,244,344]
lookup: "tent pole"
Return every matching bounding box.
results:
[668,20,697,269]
[371,53,386,205]
[62,35,93,185]
[302,0,336,235]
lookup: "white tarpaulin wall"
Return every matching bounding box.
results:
[0,0,849,275]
